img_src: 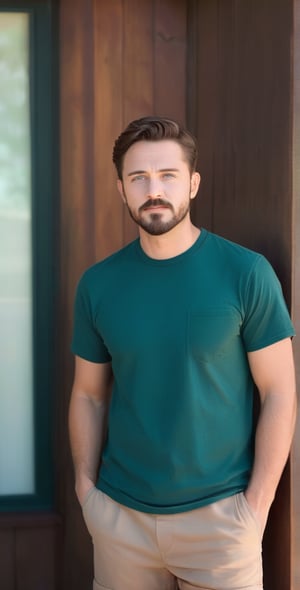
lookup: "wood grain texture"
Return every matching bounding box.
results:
[0,529,14,590]
[190,0,293,301]
[0,517,61,590]
[59,1,97,588]
[187,0,219,230]
[15,527,59,590]
[154,0,187,123]
[93,0,124,260]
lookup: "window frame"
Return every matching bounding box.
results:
[0,0,56,511]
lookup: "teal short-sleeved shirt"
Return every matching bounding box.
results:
[71,229,295,514]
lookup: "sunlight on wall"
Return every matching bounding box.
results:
[0,12,34,495]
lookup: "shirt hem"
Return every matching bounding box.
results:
[96,481,247,514]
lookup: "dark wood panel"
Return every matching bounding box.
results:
[187,0,219,230]
[213,0,293,291]
[0,513,61,528]
[190,0,293,297]
[262,466,291,590]
[154,0,187,123]
[59,0,96,352]
[15,527,59,590]
[59,1,97,588]
[123,0,155,122]
[0,516,61,590]
[93,0,125,260]
[0,529,14,590]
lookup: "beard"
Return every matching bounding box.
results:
[124,195,192,236]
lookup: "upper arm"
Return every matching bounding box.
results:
[71,355,113,403]
[247,337,296,403]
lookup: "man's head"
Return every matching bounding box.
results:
[112,116,198,180]
[113,116,201,237]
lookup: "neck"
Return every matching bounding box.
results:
[139,219,201,260]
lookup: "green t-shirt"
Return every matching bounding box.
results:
[71,229,295,514]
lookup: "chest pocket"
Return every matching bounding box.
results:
[187,308,241,363]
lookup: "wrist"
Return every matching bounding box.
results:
[75,474,95,505]
[244,485,274,513]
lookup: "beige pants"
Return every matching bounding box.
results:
[82,489,263,590]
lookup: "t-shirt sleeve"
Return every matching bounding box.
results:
[241,255,295,352]
[71,274,112,363]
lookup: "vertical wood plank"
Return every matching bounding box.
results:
[262,466,291,590]
[0,529,15,590]
[60,0,96,280]
[59,1,96,588]
[187,0,219,230]
[15,527,58,590]
[189,0,293,296]
[93,0,124,260]
[122,0,155,243]
[123,0,155,121]
[213,0,293,293]
[154,0,187,123]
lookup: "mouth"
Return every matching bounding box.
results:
[140,199,172,213]
[143,205,169,211]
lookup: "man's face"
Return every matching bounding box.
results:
[117,140,200,236]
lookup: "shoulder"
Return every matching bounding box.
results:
[79,239,139,288]
[203,230,264,272]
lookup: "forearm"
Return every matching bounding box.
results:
[69,392,109,493]
[246,391,297,512]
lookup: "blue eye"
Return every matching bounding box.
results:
[132,175,146,182]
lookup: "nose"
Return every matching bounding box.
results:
[147,177,163,198]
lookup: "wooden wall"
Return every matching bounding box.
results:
[57,1,299,589]
[0,513,61,590]
[188,0,293,289]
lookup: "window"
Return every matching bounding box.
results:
[0,1,55,510]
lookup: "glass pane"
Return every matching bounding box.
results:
[0,13,34,495]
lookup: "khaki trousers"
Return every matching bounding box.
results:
[82,489,263,590]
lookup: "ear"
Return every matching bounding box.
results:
[117,179,126,204]
[190,172,201,200]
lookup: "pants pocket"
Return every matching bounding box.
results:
[82,486,103,535]
[82,485,96,508]
[234,492,262,539]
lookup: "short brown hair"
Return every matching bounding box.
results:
[112,116,198,180]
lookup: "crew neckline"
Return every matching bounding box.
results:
[135,228,208,265]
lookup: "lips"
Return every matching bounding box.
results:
[140,199,172,212]
[144,205,169,210]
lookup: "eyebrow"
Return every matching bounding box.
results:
[127,168,180,177]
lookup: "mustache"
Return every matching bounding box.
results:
[139,198,173,212]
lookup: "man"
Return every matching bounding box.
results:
[69,116,296,590]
